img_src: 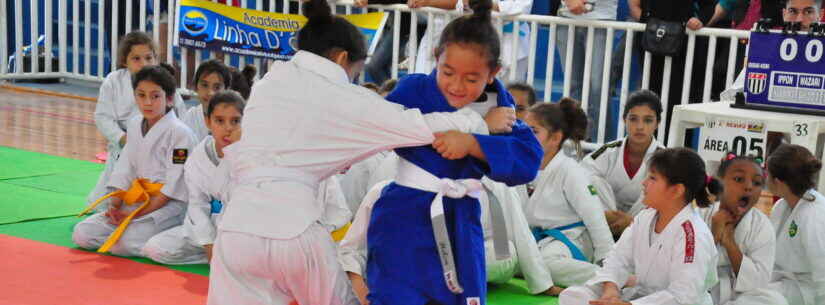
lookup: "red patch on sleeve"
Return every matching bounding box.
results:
[682,221,695,263]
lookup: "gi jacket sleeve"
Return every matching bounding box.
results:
[631,221,717,305]
[732,213,776,294]
[473,121,543,186]
[161,128,197,202]
[94,75,126,145]
[338,181,391,276]
[318,176,353,232]
[108,141,136,192]
[802,205,825,304]
[564,170,615,262]
[183,152,217,246]
[588,215,636,289]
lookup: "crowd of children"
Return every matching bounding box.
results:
[73,0,825,304]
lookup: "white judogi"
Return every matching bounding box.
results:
[524,153,615,288]
[142,138,351,265]
[581,137,664,215]
[698,203,787,305]
[336,152,390,213]
[73,110,196,256]
[769,189,825,305]
[88,68,188,207]
[207,51,484,305]
[181,104,209,143]
[560,205,719,305]
[338,177,553,294]
[497,0,533,81]
[141,136,228,264]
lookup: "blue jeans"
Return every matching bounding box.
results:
[556,24,616,141]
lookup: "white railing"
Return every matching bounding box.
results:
[1,0,751,147]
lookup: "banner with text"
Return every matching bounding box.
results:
[175,0,387,60]
[699,117,767,161]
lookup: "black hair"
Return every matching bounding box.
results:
[206,90,246,118]
[648,147,713,207]
[230,65,257,100]
[297,0,367,63]
[527,97,588,151]
[132,64,177,112]
[193,59,232,89]
[507,82,537,106]
[435,0,500,69]
[623,89,663,122]
[117,31,157,69]
[717,154,763,178]
[768,144,822,197]
[380,79,398,95]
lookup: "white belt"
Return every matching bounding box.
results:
[394,158,510,294]
[232,166,318,190]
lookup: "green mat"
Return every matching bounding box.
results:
[0,217,559,304]
[0,146,104,224]
[0,146,103,180]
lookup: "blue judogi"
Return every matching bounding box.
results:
[366,71,543,305]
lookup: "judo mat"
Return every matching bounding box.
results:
[0,146,104,224]
[0,146,560,305]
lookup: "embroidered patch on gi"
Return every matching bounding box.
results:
[682,221,695,263]
[172,148,188,164]
[466,297,481,305]
[588,185,598,196]
[789,220,798,238]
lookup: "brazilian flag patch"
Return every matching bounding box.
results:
[588,185,598,196]
[789,220,798,238]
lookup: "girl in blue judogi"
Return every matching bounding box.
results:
[365,0,544,304]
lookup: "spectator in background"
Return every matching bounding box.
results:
[629,0,707,139]
[556,0,618,142]
[507,82,537,120]
[359,0,427,84]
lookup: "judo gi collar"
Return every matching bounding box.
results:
[291,51,351,85]
[426,69,516,109]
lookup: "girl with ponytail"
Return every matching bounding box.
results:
[560,147,719,305]
[766,144,825,305]
[205,0,489,303]
[521,98,615,296]
[365,0,543,304]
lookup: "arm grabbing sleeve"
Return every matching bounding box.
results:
[473,121,543,186]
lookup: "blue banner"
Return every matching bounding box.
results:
[175,0,387,60]
[745,32,825,111]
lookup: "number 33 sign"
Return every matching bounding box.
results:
[700,118,768,161]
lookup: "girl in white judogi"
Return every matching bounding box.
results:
[181,59,232,142]
[141,91,240,264]
[88,31,187,207]
[765,144,825,305]
[206,1,495,303]
[699,154,787,305]
[522,98,615,296]
[559,147,718,305]
[73,65,197,256]
[412,0,533,80]
[581,90,665,238]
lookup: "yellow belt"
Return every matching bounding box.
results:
[78,178,164,253]
[331,223,351,242]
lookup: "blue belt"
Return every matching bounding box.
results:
[210,199,223,214]
[531,221,587,262]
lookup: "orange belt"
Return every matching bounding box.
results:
[78,178,164,253]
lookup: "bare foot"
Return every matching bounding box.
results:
[542,286,565,296]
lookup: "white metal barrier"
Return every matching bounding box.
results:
[1,0,751,147]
